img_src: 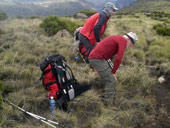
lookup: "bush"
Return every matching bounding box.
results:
[26,16,41,19]
[153,24,170,36]
[40,15,79,36]
[146,11,170,23]
[0,11,8,20]
[76,10,97,17]
[0,81,4,93]
[16,16,23,19]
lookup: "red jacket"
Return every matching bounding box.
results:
[80,12,109,44]
[88,36,127,74]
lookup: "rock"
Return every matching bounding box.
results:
[158,76,166,84]
[70,41,79,55]
[55,29,71,38]
[74,13,88,19]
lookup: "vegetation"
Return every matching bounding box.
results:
[0,81,4,108]
[1,1,170,127]
[40,15,80,36]
[153,23,170,36]
[76,10,97,17]
[0,29,5,34]
[0,11,8,20]
[119,0,170,13]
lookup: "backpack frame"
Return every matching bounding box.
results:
[40,53,77,111]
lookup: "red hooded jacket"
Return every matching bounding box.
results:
[80,12,109,44]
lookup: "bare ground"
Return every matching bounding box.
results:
[152,83,170,128]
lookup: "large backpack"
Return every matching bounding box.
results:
[40,53,77,111]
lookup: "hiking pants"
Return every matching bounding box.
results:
[89,59,116,106]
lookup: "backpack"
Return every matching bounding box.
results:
[78,33,96,64]
[40,53,77,111]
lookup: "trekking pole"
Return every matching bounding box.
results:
[4,99,65,128]
[26,111,65,127]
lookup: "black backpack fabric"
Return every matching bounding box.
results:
[40,53,90,111]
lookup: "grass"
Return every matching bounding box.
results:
[0,10,169,127]
[119,0,170,13]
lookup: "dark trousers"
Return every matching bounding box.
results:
[89,59,116,106]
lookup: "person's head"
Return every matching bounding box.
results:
[103,2,119,17]
[124,32,138,48]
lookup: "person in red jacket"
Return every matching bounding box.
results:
[79,2,118,63]
[88,32,138,106]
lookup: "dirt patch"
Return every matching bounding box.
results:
[152,83,170,128]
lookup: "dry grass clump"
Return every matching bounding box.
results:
[117,63,156,97]
[69,90,103,128]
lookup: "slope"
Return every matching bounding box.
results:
[0,0,95,17]
[0,12,170,127]
[119,0,170,13]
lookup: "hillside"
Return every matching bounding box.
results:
[0,0,95,17]
[0,12,170,128]
[86,0,137,10]
[119,0,170,13]
[0,0,170,127]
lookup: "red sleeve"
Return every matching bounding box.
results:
[112,42,126,74]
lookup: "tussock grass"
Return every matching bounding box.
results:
[0,12,168,127]
[69,90,103,128]
[117,63,156,97]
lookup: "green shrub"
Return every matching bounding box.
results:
[117,12,129,15]
[16,16,23,19]
[146,11,170,22]
[0,81,4,91]
[153,24,170,36]
[76,10,97,17]
[26,16,41,19]
[0,11,8,20]
[160,18,170,23]
[40,15,79,36]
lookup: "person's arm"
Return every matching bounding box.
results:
[94,12,107,42]
[112,43,126,74]
[113,74,117,81]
